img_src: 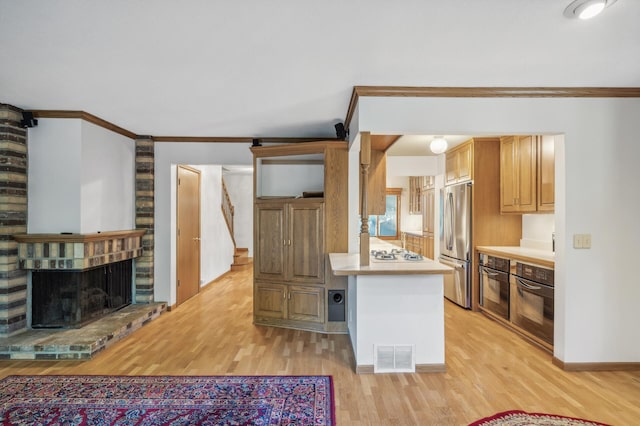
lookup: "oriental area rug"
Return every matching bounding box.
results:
[469,410,610,426]
[0,375,334,425]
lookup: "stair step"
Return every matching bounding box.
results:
[231,247,251,271]
[231,263,252,272]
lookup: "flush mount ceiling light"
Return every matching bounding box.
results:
[430,136,448,154]
[563,0,617,19]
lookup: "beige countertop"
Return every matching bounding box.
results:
[476,246,555,268]
[329,252,453,276]
[330,238,453,276]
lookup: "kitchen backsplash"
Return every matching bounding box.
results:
[521,213,555,251]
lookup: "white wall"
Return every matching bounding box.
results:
[28,119,82,233]
[80,121,135,233]
[155,142,252,304]
[257,162,323,197]
[350,96,640,364]
[224,171,254,256]
[27,118,134,233]
[386,156,439,177]
[196,165,235,287]
[521,214,555,251]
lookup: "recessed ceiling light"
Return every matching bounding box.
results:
[564,0,617,19]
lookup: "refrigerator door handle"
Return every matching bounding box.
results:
[439,257,466,270]
[447,192,454,250]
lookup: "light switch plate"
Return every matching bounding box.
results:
[573,233,591,249]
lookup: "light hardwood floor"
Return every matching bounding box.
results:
[1,268,639,425]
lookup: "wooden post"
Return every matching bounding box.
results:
[360,132,371,266]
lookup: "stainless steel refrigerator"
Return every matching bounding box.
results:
[439,182,472,308]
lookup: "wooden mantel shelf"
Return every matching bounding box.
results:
[13,229,146,270]
[13,229,146,244]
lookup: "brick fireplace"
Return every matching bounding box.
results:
[14,230,145,328]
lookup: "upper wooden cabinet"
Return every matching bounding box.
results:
[421,175,435,190]
[408,176,422,214]
[422,188,435,235]
[537,135,555,212]
[500,135,555,214]
[445,140,473,185]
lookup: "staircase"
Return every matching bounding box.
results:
[231,247,252,271]
[222,177,252,272]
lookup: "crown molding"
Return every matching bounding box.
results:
[344,86,640,129]
[31,110,138,139]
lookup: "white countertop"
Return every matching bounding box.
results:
[329,238,453,276]
[476,245,555,268]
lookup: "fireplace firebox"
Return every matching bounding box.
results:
[31,260,133,328]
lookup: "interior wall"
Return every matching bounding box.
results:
[155,142,252,304]
[80,120,135,233]
[196,165,234,287]
[27,118,134,234]
[27,119,82,233]
[350,96,640,364]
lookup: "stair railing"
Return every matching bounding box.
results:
[221,177,236,247]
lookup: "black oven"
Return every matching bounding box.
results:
[511,262,554,345]
[479,254,510,320]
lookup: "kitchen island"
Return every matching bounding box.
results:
[329,240,452,374]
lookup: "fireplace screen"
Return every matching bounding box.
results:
[31,260,132,328]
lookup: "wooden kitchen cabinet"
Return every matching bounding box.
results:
[445,140,473,185]
[537,135,555,211]
[421,175,435,191]
[500,135,555,213]
[255,199,324,284]
[254,282,325,323]
[421,188,435,259]
[408,176,422,214]
[403,231,434,259]
[500,135,537,213]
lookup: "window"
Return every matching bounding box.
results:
[368,188,402,240]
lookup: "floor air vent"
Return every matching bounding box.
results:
[374,344,415,373]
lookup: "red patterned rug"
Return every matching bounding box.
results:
[469,410,611,426]
[0,375,334,425]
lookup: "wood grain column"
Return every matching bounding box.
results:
[359,132,371,266]
[0,104,28,336]
[135,137,155,303]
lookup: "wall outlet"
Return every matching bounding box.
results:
[573,233,591,249]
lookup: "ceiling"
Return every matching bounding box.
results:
[1,0,639,145]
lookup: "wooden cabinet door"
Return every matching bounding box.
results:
[516,135,537,212]
[287,285,325,323]
[457,142,473,182]
[254,203,286,281]
[422,189,435,234]
[537,135,555,211]
[445,141,473,185]
[254,282,286,319]
[445,152,458,185]
[424,235,434,260]
[500,136,518,212]
[287,202,324,284]
[409,176,422,214]
[500,136,536,213]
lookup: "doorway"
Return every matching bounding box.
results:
[176,165,201,305]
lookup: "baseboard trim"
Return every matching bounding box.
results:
[553,357,640,371]
[416,363,446,373]
[355,363,446,374]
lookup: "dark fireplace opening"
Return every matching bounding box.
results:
[31,260,132,329]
